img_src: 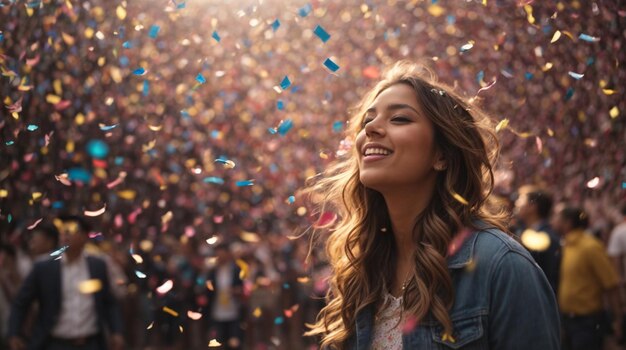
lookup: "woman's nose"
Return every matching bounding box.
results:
[364,117,385,138]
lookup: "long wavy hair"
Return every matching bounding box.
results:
[305,61,509,349]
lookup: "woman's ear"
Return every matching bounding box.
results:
[433,152,447,171]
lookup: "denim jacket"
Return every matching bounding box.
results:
[347,227,561,350]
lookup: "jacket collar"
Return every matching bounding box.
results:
[447,220,491,269]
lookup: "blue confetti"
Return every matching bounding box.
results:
[99,124,118,131]
[332,121,344,133]
[476,70,484,84]
[52,201,65,209]
[622,182,626,189]
[274,316,284,325]
[142,80,150,96]
[196,74,206,84]
[236,180,255,187]
[298,3,312,17]
[277,119,293,136]
[277,100,284,110]
[176,1,186,9]
[5,140,14,146]
[148,25,160,39]
[122,41,132,49]
[323,58,340,72]
[287,195,295,204]
[50,245,69,257]
[203,177,225,185]
[0,33,4,42]
[135,270,147,279]
[26,124,39,131]
[67,168,92,182]
[586,57,595,66]
[26,1,40,8]
[268,128,277,135]
[568,71,584,80]
[524,72,534,80]
[86,139,109,159]
[313,25,331,43]
[564,87,575,101]
[280,76,291,90]
[271,20,280,32]
[578,33,600,42]
[212,31,221,42]
[119,56,129,67]
[132,67,146,76]
[7,214,12,223]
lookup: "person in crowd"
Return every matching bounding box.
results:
[553,206,623,350]
[305,61,560,349]
[28,224,59,263]
[514,188,561,293]
[7,214,124,350]
[206,243,245,349]
[0,244,22,348]
[609,203,626,283]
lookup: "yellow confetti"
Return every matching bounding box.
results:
[427,4,445,17]
[26,7,34,17]
[116,5,127,20]
[46,94,61,104]
[32,192,42,200]
[131,254,144,264]
[0,189,8,198]
[297,276,311,283]
[253,307,262,318]
[61,32,75,46]
[442,333,456,343]
[78,279,103,294]
[542,62,553,72]
[520,229,551,251]
[236,259,249,279]
[609,106,619,119]
[148,124,163,131]
[117,190,136,200]
[161,211,173,225]
[206,280,214,291]
[495,119,509,133]
[602,89,616,95]
[561,30,574,40]
[142,139,156,152]
[523,5,535,24]
[53,79,62,95]
[240,231,260,243]
[208,339,222,347]
[451,191,469,205]
[550,30,561,43]
[162,306,179,317]
[547,128,554,137]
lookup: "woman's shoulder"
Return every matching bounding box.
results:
[471,226,541,273]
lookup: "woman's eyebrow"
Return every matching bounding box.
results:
[365,103,419,115]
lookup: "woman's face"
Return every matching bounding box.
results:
[355,83,440,192]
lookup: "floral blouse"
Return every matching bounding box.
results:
[371,293,404,350]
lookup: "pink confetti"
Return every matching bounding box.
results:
[106,171,127,189]
[535,136,543,153]
[476,78,497,96]
[27,218,43,230]
[157,279,174,295]
[448,228,472,256]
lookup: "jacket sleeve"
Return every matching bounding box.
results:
[488,251,561,350]
[8,263,39,337]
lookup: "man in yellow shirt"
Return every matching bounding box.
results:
[553,206,623,350]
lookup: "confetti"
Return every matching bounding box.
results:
[460,41,475,53]
[587,177,600,188]
[187,311,202,320]
[78,279,103,294]
[236,259,249,279]
[26,124,39,131]
[568,71,584,80]
[236,180,254,187]
[196,73,206,84]
[313,25,331,43]
[135,270,147,278]
[203,177,225,185]
[578,33,600,42]
[84,204,106,217]
[148,25,160,39]
[162,306,179,317]
[277,119,293,135]
[271,19,280,31]
[253,307,262,318]
[214,158,236,168]
[323,58,340,72]
[131,254,143,264]
[520,229,551,251]
[50,245,69,257]
[211,31,221,42]
[550,30,562,43]
[99,124,118,131]
[206,236,219,245]
[132,67,147,76]
[277,100,284,110]
[27,218,43,230]
[609,106,619,119]
[157,280,174,294]
[287,195,295,204]
[208,339,221,347]
[451,191,469,205]
[280,76,291,90]
[298,3,312,17]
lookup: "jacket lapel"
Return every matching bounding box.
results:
[355,305,373,350]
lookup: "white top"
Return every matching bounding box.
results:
[211,264,240,321]
[371,293,404,350]
[51,253,99,338]
[608,221,626,276]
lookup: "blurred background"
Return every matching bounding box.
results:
[0,0,625,349]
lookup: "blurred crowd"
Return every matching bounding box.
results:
[0,0,625,349]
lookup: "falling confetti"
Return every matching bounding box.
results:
[323,58,340,72]
[84,204,106,217]
[162,306,179,317]
[578,33,600,42]
[208,339,221,347]
[156,279,174,294]
[148,25,160,39]
[313,25,331,43]
[211,31,221,42]
[78,279,103,294]
[568,71,584,80]
[280,76,291,90]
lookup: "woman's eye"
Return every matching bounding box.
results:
[391,116,411,123]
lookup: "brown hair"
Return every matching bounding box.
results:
[305,61,508,348]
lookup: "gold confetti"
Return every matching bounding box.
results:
[208,339,222,347]
[609,106,619,119]
[602,89,616,95]
[297,276,311,283]
[253,307,262,318]
[78,279,103,294]
[116,5,127,20]
[179,326,183,333]
[162,306,179,317]
[442,333,456,343]
[131,254,143,264]
[240,231,260,243]
[451,191,469,205]
[148,124,163,131]
[32,192,43,200]
[427,4,445,17]
[236,259,249,279]
[495,119,509,133]
[61,32,75,45]
[0,189,7,198]
[550,30,562,43]
[520,229,551,251]
[206,280,214,291]
[46,94,61,104]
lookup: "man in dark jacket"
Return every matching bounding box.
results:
[8,215,123,350]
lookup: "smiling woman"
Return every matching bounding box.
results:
[304,61,560,350]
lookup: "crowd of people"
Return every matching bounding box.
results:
[0,0,625,349]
